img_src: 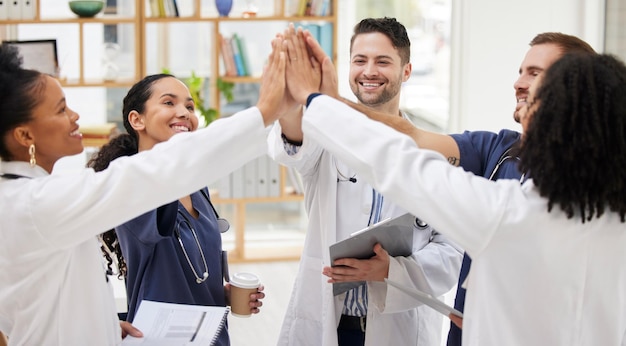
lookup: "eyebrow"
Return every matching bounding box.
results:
[352,53,394,61]
[55,97,66,110]
[519,65,545,74]
[160,93,193,102]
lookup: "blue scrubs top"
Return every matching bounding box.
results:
[447,129,522,346]
[116,188,229,345]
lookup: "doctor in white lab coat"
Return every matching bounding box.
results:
[268,21,462,346]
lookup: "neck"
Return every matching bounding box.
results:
[359,98,401,117]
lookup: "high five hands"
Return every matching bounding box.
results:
[274,23,339,106]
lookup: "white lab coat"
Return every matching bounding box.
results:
[0,107,268,346]
[268,113,462,346]
[301,95,626,346]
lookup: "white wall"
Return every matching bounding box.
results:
[448,0,606,133]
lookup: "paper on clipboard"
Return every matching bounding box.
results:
[329,213,415,296]
[385,279,463,318]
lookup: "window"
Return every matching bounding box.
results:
[337,0,452,132]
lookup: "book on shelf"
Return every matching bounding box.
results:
[295,22,333,58]
[292,0,331,16]
[219,34,238,77]
[229,33,250,77]
[149,0,179,18]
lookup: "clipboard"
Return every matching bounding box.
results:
[329,213,415,296]
[385,279,463,318]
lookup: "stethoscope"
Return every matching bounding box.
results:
[175,190,230,284]
[488,147,526,183]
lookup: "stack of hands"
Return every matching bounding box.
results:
[256,23,339,126]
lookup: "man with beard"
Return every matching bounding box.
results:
[267,18,463,346]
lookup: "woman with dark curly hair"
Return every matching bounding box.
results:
[518,53,626,223]
[284,33,626,344]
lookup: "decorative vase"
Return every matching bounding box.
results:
[215,0,233,17]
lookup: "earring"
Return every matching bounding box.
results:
[29,144,36,167]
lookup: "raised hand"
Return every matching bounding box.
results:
[283,23,322,105]
[256,37,286,126]
[272,33,302,119]
[302,30,339,98]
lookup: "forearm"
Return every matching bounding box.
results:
[339,97,461,166]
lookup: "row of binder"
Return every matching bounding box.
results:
[0,0,36,20]
[214,155,303,199]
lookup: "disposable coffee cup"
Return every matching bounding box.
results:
[230,272,260,318]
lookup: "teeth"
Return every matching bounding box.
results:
[171,125,189,132]
[362,83,381,87]
[70,130,81,136]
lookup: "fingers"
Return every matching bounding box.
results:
[304,32,329,64]
[280,24,322,104]
[256,38,286,125]
[323,262,360,283]
[249,284,265,314]
[373,243,388,257]
[120,321,143,339]
[320,56,339,98]
[449,314,463,329]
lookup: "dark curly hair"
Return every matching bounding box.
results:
[519,53,626,223]
[0,45,48,161]
[351,17,411,65]
[88,73,174,278]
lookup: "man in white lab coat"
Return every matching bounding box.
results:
[268,19,462,346]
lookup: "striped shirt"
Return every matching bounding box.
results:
[342,189,384,317]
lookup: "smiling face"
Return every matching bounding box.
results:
[513,43,563,123]
[129,77,198,151]
[16,75,83,172]
[349,32,411,113]
[518,73,543,135]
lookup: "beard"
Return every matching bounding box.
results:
[351,74,403,107]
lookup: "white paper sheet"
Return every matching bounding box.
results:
[121,300,229,345]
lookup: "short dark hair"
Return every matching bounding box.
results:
[350,17,411,65]
[519,53,626,223]
[530,32,596,55]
